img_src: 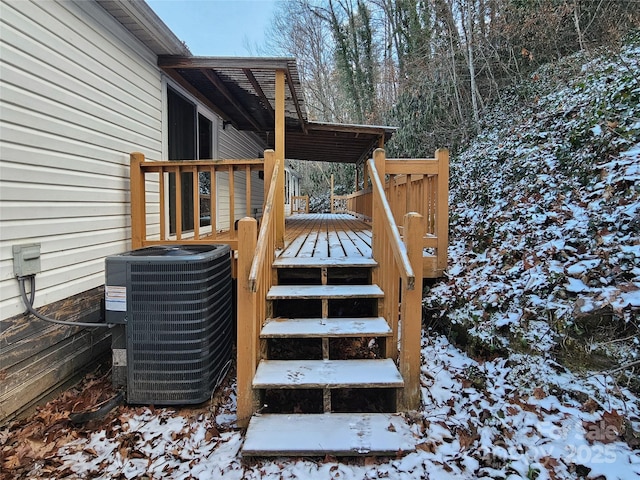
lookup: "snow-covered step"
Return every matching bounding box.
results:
[273,256,377,268]
[253,359,403,389]
[242,413,416,456]
[267,284,383,300]
[261,317,391,338]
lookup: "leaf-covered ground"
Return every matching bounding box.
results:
[2,34,639,480]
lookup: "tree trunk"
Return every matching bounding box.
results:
[465,1,481,133]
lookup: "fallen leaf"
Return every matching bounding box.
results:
[533,387,547,399]
[205,427,220,441]
[416,442,437,453]
[541,456,560,480]
[119,447,129,459]
[581,398,599,413]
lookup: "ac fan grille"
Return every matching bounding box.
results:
[125,248,232,404]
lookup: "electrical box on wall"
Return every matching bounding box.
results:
[12,244,41,277]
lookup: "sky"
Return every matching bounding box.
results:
[146,0,279,57]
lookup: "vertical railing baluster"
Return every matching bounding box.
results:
[192,166,200,239]
[174,166,182,240]
[228,165,235,238]
[159,169,166,241]
[210,166,217,238]
[246,165,252,217]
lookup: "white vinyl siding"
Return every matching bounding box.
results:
[219,122,264,160]
[214,168,264,231]
[216,124,265,229]
[0,0,163,320]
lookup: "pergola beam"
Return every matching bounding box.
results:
[285,71,307,134]
[201,68,265,132]
[243,68,275,116]
[159,55,294,70]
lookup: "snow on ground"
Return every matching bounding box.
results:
[11,334,636,479]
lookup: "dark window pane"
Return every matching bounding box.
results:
[198,114,213,160]
[167,87,195,232]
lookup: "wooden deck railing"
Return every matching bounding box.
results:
[368,153,423,411]
[129,152,264,250]
[236,151,280,427]
[291,195,309,214]
[341,148,449,278]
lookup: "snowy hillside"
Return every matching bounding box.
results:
[3,35,639,480]
[426,34,639,365]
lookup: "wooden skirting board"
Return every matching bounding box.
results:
[0,286,109,423]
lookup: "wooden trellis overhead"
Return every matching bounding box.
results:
[158,56,395,164]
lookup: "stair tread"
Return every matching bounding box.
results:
[267,284,384,300]
[273,257,377,268]
[242,413,416,456]
[261,317,391,338]
[253,359,403,389]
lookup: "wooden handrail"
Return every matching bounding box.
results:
[367,158,415,290]
[138,159,264,168]
[248,159,280,292]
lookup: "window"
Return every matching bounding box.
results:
[198,114,213,159]
[166,86,215,232]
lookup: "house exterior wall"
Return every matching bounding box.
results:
[0,0,164,421]
[216,125,265,228]
[0,0,265,421]
[0,0,163,321]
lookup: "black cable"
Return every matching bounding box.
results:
[68,391,125,424]
[18,275,114,328]
[28,275,35,306]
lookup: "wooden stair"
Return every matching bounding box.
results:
[243,413,415,456]
[241,257,415,457]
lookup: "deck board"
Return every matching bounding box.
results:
[280,214,372,261]
[261,317,392,338]
[253,359,403,389]
[267,284,383,300]
[273,257,376,268]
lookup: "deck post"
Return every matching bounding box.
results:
[130,152,145,250]
[435,148,449,272]
[275,69,286,249]
[330,174,334,213]
[371,148,386,264]
[399,212,424,411]
[237,217,258,428]
[371,148,391,362]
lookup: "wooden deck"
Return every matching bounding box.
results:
[279,213,373,261]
